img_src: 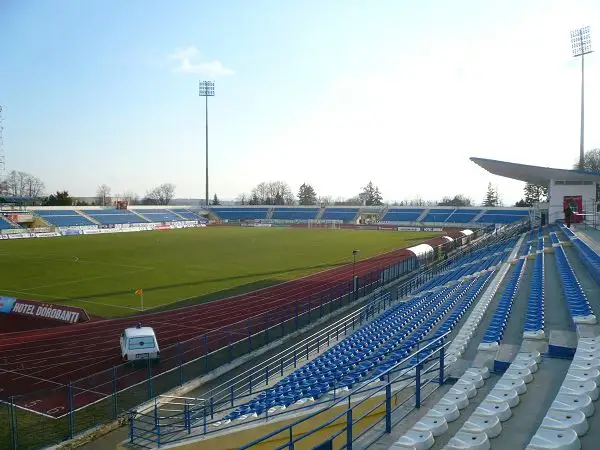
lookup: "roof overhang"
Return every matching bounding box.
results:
[470,157,600,185]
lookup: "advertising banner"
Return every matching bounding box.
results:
[7,233,31,239]
[1,228,25,235]
[61,229,82,236]
[34,232,61,238]
[31,227,54,233]
[0,296,16,314]
[58,225,97,232]
[10,299,89,323]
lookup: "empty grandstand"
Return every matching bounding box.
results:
[34,209,96,227]
[115,222,600,450]
[0,215,19,228]
[82,209,149,225]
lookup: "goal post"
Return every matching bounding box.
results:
[308,219,341,229]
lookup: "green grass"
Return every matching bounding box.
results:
[0,227,437,318]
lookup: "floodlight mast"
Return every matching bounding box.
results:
[199,81,215,207]
[571,26,593,170]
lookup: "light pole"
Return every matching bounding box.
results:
[199,80,215,207]
[352,250,360,277]
[571,26,593,170]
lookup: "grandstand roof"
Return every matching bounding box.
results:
[470,157,600,185]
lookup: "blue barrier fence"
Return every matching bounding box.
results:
[127,331,451,449]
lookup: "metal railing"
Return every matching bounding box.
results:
[127,332,451,449]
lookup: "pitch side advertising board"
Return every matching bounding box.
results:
[9,298,89,323]
[0,296,16,314]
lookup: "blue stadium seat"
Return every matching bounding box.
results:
[131,209,184,222]
[223,236,516,420]
[271,208,320,220]
[446,209,483,224]
[480,258,526,346]
[321,208,359,221]
[381,208,424,222]
[35,209,95,227]
[82,209,149,225]
[169,209,200,221]
[553,237,595,324]
[210,207,269,220]
[477,209,530,224]
[422,209,454,222]
[0,215,19,229]
[523,231,545,338]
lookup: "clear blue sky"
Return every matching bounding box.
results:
[1,0,599,205]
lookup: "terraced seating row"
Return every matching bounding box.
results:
[549,229,561,246]
[440,351,542,449]
[222,271,496,422]
[478,258,527,349]
[132,209,186,222]
[0,215,19,229]
[406,271,494,366]
[221,286,455,420]
[34,209,95,227]
[527,337,600,448]
[169,209,200,221]
[415,239,515,295]
[554,245,596,324]
[523,251,545,340]
[391,260,519,449]
[562,225,600,287]
[320,207,359,221]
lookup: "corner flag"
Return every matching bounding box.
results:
[135,289,144,311]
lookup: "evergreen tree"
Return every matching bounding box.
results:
[297,183,318,205]
[523,183,548,206]
[212,193,221,206]
[483,182,498,207]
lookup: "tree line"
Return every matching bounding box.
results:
[0,171,177,206]
[4,149,600,208]
[228,181,385,207]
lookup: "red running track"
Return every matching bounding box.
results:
[0,236,453,417]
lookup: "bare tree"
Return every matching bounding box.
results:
[235,193,247,205]
[250,181,295,205]
[144,183,176,205]
[3,171,45,198]
[318,195,333,206]
[96,184,112,206]
[122,190,140,205]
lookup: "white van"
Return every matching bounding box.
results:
[120,325,160,362]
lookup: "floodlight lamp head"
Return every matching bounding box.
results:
[571,26,593,57]
[199,80,215,97]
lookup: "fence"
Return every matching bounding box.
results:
[127,331,451,449]
[1,223,526,450]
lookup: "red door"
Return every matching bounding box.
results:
[563,196,583,224]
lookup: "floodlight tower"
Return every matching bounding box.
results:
[0,105,5,181]
[571,26,593,170]
[199,81,215,207]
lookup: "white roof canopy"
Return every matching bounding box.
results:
[470,157,600,185]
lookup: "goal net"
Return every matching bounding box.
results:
[308,220,341,229]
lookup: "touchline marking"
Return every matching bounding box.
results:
[20,268,152,291]
[0,251,155,270]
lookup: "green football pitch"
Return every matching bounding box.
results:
[0,227,438,318]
